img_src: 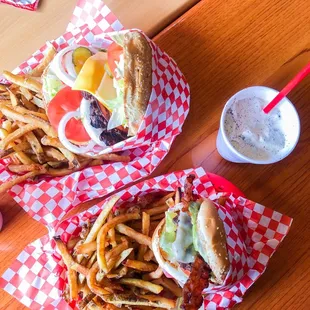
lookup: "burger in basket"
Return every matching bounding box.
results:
[0,31,157,192]
[42,30,152,153]
[152,175,230,309]
[53,175,230,310]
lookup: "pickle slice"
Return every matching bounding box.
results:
[72,47,93,74]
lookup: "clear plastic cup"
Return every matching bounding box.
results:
[216,86,300,164]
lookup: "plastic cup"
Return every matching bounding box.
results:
[216,86,300,164]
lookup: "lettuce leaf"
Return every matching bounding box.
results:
[159,211,177,258]
[42,69,64,102]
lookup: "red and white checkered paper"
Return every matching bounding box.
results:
[0,167,292,309]
[0,0,190,228]
[0,0,40,11]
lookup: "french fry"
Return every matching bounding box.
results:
[68,268,78,301]
[0,141,30,158]
[144,205,168,216]
[152,278,182,297]
[143,266,163,281]
[107,213,117,247]
[102,294,175,309]
[123,260,157,272]
[114,248,134,268]
[12,150,34,165]
[150,213,165,221]
[31,44,57,77]
[43,146,66,161]
[7,164,46,174]
[150,192,175,207]
[165,197,175,208]
[76,241,97,255]
[119,279,163,294]
[86,261,111,296]
[115,224,152,247]
[0,169,44,194]
[138,212,150,261]
[106,266,128,279]
[3,71,42,93]
[80,152,131,162]
[0,84,7,92]
[41,135,79,168]
[67,236,82,250]
[0,123,38,149]
[19,87,33,101]
[24,131,45,163]
[10,105,48,120]
[7,88,19,107]
[136,295,176,309]
[31,95,45,109]
[143,249,154,262]
[20,95,38,111]
[97,213,140,273]
[0,105,56,137]
[84,196,120,244]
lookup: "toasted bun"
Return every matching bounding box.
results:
[196,199,230,284]
[152,219,189,287]
[123,31,152,136]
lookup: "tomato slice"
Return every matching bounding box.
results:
[47,87,91,143]
[107,42,123,78]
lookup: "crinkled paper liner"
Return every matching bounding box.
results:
[0,167,292,309]
[0,0,40,11]
[0,0,190,229]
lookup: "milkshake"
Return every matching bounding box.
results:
[216,86,300,164]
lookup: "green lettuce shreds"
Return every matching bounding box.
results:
[189,202,200,252]
[43,71,63,101]
[159,211,177,258]
[110,32,125,47]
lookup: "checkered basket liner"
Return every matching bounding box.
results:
[0,167,292,309]
[0,0,190,228]
[0,0,40,11]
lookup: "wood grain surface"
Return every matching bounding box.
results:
[1,0,310,309]
[0,0,198,71]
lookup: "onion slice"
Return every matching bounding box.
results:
[64,50,77,78]
[52,46,77,87]
[58,111,96,154]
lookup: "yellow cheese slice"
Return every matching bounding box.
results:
[72,52,117,107]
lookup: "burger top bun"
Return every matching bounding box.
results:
[196,199,230,285]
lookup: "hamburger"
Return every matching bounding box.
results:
[152,176,230,309]
[41,30,152,153]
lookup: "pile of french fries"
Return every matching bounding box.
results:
[0,46,130,194]
[54,192,182,310]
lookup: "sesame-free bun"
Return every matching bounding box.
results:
[123,31,152,136]
[196,199,230,284]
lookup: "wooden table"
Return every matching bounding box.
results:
[1,0,310,309]
[0,0,198,71]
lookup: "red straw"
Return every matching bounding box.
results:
[263,61,310,114]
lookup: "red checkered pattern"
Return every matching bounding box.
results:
[0,0,190,227]
[0,0,40,11]
[0,138,174,228]
[0,168,292,309]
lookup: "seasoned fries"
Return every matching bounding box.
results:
[3,71,42,93]
[0,57,132,194]
[55,192,182,309]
